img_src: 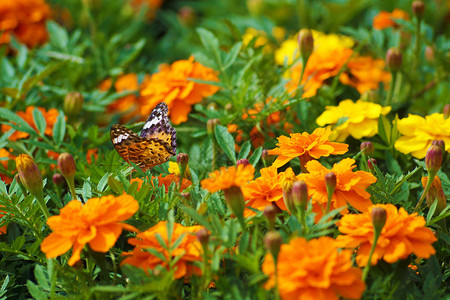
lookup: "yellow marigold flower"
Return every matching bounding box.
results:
[394,113,450,158]
[1,106,60,141]
[201,164,255,193]
[168,161,191,178]
[262,236,365,300]
[316,99,392,142]
[298,158,376,222]
[373,9,409,30]
[140,56,220,125]
[121,221,203,279]
[242,27,272,52]
[336,204,437,267]
[241,166,288,216]
[41,194,139,266]
[0,0,50,48]
[268,127,348,168]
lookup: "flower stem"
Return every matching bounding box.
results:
[385,71,397,105]
[362,229,381,281]
[34,192,51,219]
[412,17,421,71]
[66,176,78,201]
[413,171,436,213]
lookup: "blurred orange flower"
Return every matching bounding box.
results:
[337,204,437,267]
[298,158,376,222]
[263,236,365,300]
[86,148,98,165]
[241,166,288,216]
[268,127,348,168]
[373,9,409,30]
[130,0,164,19]
[0,209,7,234]
[0,0,50,47]
[122,221,203,279]
[140,56,220,125]
[41,194,139,266]
[1,106,59,141]
[201,164,255,193]
[0,148,15,184]
[340,56,391,94]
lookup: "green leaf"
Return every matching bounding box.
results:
[223,42,242,69]
[53,111,66,145]
[47,21,68,49]
[34,265,50,290]
[32,107,47,136]
[22,61,66,93]
[26,280,47,300]
[427,199,438,223]
[214,124,236,163]
[378,115,391,146]
[249,147,262,166]
[238,141,251,160]
[0,108,37,136]
[196,28,222,68]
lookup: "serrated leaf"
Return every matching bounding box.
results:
[378,115,391,146]
[32,107,46,136]
[47,21,68,49]
[34,265,50,290]
[223,42,242,69]
[196,28,222,68]
[249,147,262,166]
[26,280,47,300]
[53,111,66,145]
[214,124,236,163]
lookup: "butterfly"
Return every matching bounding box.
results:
[110,102,177,172]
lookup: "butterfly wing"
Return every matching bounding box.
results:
[111,124,174,171]
[140,102,177,153]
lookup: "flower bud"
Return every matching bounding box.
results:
[236,159,250,167]
[297,29,314,62]
[425,145,442,175]
[177,153,189,178]
[425,45,435,63]
[181,192,191,202]
[368,158,377,171]
[207,119,220,136]
[282,171,297,215]
[361,90,378,103]
[386,48,402,71]
[15,154,43,198]
[63,91,84,118]
[263,205,277,228]
[264,231,282,259]
[261,149,275,167]
[431,140,445,154]
[178,6,196,26]
[421,176,446,214]
[223,186,246,219]
[52,173,65,186]
[325,172,336,197]
[371,206,387,233]
[57,153,76,179]
[196,227,210,246]
[360,141,374,156]
[291,180,308,210]
[443,104,450,119]
[412,1,425,18]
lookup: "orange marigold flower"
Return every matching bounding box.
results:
[40,194,139,266]
[373,9,409,30]
[130,0,164,19]
[154,173,192,192]
[241,166,288,216]
[268,127,348,169]
[140,56,220,125]
[1,106,59,141]
[336,204,437,267]
[0,148,15,184]
[340,56,391,94]
[263,236,365,300]
[86,148,98,165]
[201,164,255,193]
[121,221,203,279]
[0,0,50,48]
[298,158,376,222]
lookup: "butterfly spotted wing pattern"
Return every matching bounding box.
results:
[110,103,176,171]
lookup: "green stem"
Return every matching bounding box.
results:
[362,230,381,281]
[66,176,78,201]
[392,72,403,104]
[413,171,436,213]
[412,17,421,71]
[297,207,308,235]
[385,71,397,105]
[34,192,51,219]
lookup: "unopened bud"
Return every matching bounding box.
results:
[361,90,378,103]
[368,158,377,170]
[443,104,450,119]
[431,140,445,154]
[15,154,43,198]
[177,153,189,178]
[282,171,297,215]
[196,227,210,246]
[52,173,65,186]
[325,172,336,197]
[63,92,84,118]
[386,48,402,71]
[425,145,442,175]
[207,119,220,136]
[360,141,374,155]
[263,204,277,228]
[264,231,282,259]
[178,6,196,26]
[223,186,246,219]
[297,29,314,62]
[291,180,308,209]
[421,176,446,214]
[425,46,435,63]
[412,1,425,18]
[57,153,76,179]
[371,206,387,232]
[236,159,250,167]
[261,149,275,167]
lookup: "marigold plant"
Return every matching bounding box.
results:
[263,236,365,300]
[316,99,392,142]
[298,158,376,221]
[394,113,450,158]
[201,164,255,193]
[41,194,139,266]
[121,221,203,279]
[337,204,437,267]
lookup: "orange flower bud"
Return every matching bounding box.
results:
[57,153,76,179]
[371,206,387,233]
[425,145,442,175]
[264,231,282,259]
[207,119,220,136]
[223,186,246,219]
[282,171,297,215]
[63,91,84,118]
[263,205,277,229]
[177,153,189,178]
[360,141,374,156]
[325,172,336,196]
[291,180,308,210]
[386,48,402,71]
[412,1,425,18]
[297,29,314,62]
[196,227,210,246]
[368,158,377,171]
[236,159,250,167]
[15,154,43,198]
[421,176,446,214]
